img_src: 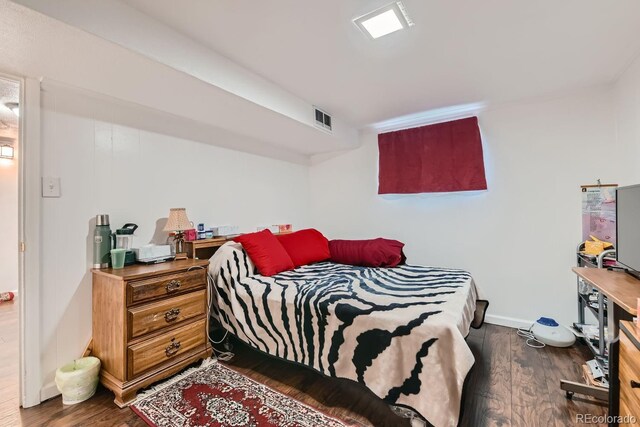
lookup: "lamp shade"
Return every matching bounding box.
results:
[163,208,192,232]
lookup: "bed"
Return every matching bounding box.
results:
[208,242,487,427]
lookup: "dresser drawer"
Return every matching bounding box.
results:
[620,331,640,415]
[128,319,206,378]
[127,269,206,305]
[128,290,207,339]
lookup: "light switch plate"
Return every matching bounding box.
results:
[42,177,61,198]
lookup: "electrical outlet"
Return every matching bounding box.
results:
[42,176,61,198]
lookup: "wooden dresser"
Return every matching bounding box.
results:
[92,259,212,406]
[619,321,640,425]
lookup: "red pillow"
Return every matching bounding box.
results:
[276,229,330,267]
[234,229,294,276]
[329,238,405,268]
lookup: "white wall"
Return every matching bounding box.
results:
[38,86,311,396]
[309,86,631,328]
[614,55,640,184]
[0,156,18,293]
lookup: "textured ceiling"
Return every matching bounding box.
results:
[0,77,18,141]
[122,0,640,126]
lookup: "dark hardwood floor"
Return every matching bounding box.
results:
[0,301,607,426]
[0,298,19,427]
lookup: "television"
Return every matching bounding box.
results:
[616,184,640,278]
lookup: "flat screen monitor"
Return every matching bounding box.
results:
[616,184,640,276]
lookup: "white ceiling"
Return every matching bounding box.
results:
[122,0,640,127]
[0,77,19,141]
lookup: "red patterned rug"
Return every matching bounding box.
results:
[130,359,358,427]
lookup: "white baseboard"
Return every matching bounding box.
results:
[40,381,60,402]
[484,314,533,330]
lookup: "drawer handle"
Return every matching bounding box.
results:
[165,280,181,293]
[631,380,640,388]
[165,338,181,357]
[164,308,181,322]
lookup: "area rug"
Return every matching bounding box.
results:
[130,359,357,427]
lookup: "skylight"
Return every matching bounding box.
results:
[354,2,414,40]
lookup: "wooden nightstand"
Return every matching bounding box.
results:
[92,259,212,407]
[184,237,229,260]
[185,232,293,259]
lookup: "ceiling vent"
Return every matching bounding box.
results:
[314,107,332,132]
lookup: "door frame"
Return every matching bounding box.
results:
[21,77,42,407]
[1,70,42,408]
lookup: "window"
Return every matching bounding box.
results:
[377,116,487,194]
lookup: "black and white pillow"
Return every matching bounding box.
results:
[208,241,255,282]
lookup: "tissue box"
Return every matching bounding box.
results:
[134,245,173,263]
[213,225,240,237]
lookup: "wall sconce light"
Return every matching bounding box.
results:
[0,144,14,160]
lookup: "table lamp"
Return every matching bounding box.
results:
[164,208,192,260]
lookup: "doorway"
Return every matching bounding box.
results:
[0,75,21,423]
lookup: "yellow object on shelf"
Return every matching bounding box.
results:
[583,235,614,256]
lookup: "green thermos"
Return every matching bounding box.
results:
[93,214,113,268]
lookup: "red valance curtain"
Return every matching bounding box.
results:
[378,116,487,194]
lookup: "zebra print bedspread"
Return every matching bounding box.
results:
[209,243,480,427]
